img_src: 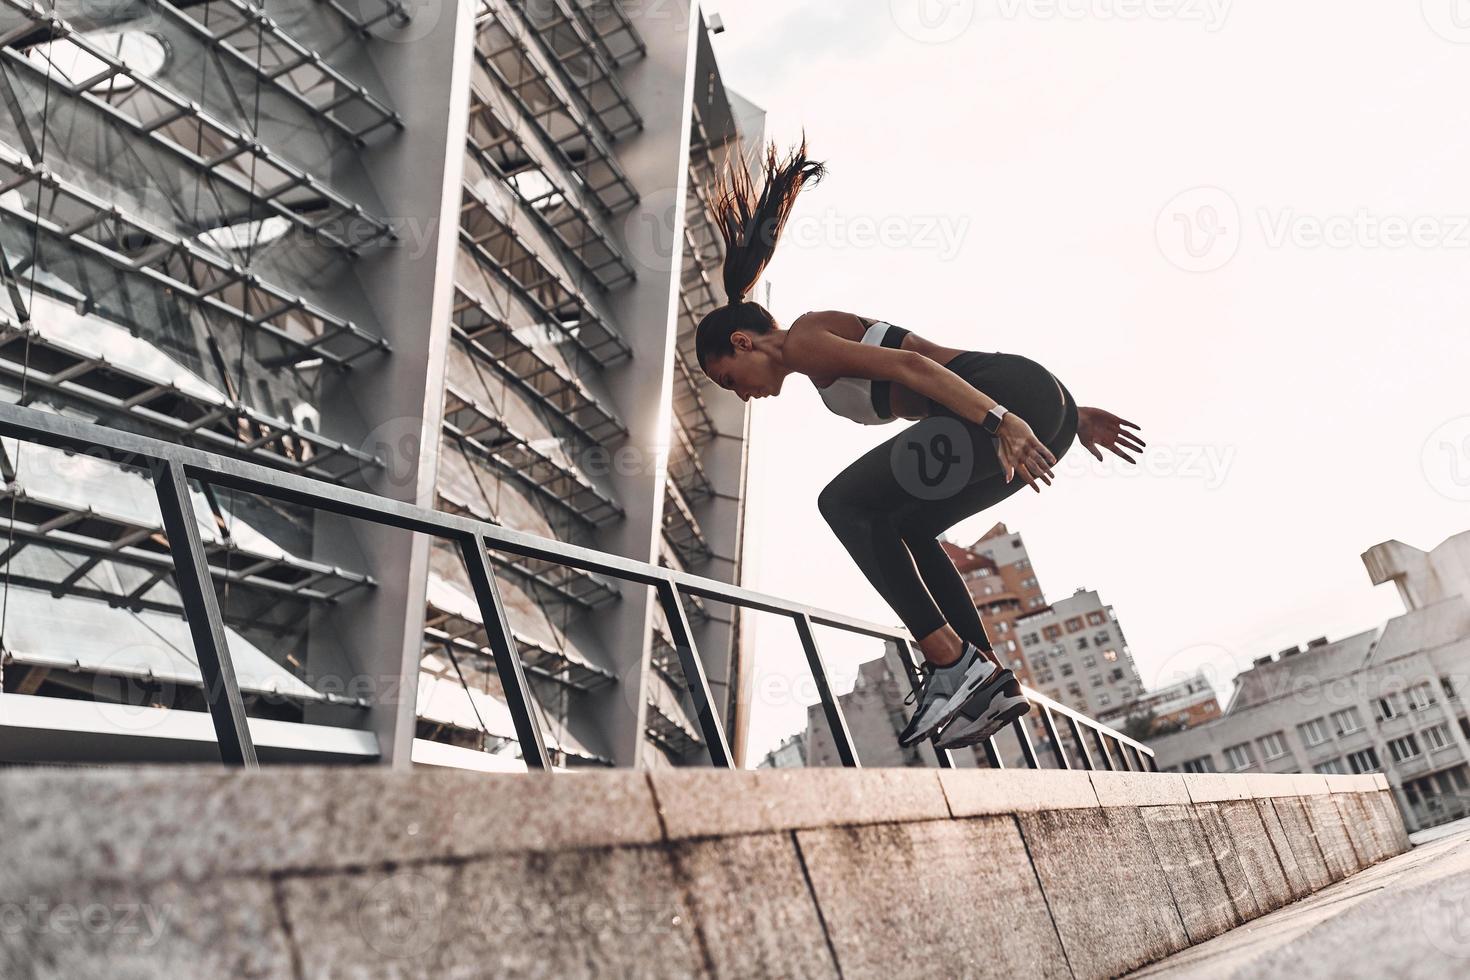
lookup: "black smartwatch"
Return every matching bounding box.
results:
[981,405,1009,436]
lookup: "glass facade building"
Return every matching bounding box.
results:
[0,0,760,769]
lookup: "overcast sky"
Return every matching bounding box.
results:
[706,0,1470,760]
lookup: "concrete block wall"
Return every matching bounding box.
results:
[0,767,1407,979]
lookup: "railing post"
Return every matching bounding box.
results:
[655,579,733,768]
[901,639,955,768]
[151,460,257,768]
[1146,749,1159,772]
[1013,717,1039,769]
[459,534,551,770]
[981,738,1004,769]
[1127,744,1146,772]
[793,614,859,768]
[1066,716,1095,770]
[1040,705,1070,769]
[1092,729,1116,771]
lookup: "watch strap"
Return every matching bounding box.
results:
[982,405,1009,435]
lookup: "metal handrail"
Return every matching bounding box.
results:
[0,402,1156,772]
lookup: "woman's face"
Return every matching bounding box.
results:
[704,331,784,402]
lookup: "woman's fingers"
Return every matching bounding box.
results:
[1029,441,1055,477]
[1014,452,1040,490]
[1022,455,1052,491]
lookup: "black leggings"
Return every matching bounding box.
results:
[816,350,1079,651]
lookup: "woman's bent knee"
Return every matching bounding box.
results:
[816,480,854,529]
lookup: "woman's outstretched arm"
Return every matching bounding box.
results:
[784,313,1059,491]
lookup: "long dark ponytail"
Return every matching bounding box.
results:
[694,132,827,372]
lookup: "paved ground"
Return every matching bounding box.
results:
[1131,827,1470,979]
[1409,814,1470,847]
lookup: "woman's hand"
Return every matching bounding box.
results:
[995,414,1057,493]
[1077,407,1145,463]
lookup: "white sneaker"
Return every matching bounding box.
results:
[896,644,1004,747]
[935,687,1031,750]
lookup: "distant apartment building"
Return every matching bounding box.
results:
[941,522,1051,687]
[1097,672,1221,735]
[1150,529,1470,832]
[758,731,809,770]
[1018,588,1146,719]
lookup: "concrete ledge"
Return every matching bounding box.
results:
[940,767,1099,815]
[1182,772,1252,804]
[1211,800,1292,913]
[1269,796,1335,891]
[1333,792,1391,866]
[1292,773,1333,796]
[670,834,839,978]
[1090,770,1191,807]
[1139,805,1250,943]
[1248,772,1305,798]
[0,768,666,888]
[1325,773,1378,794]
[0,766,1414,980]
[648,768,949,840]
[798,816,1069,977]
[1303,793,1362,880]
[1373,789,1413,853]
[1020,807,1191,977]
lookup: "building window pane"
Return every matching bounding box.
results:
[1298,718,1330,746]
[1331,706,1364,735]
[1259,732,1288,760]
[1422,724,1451,752]
[1224,743,1254,771]
[1347,748,1381,774]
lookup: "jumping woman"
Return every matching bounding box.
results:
[695,136,1146,752]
